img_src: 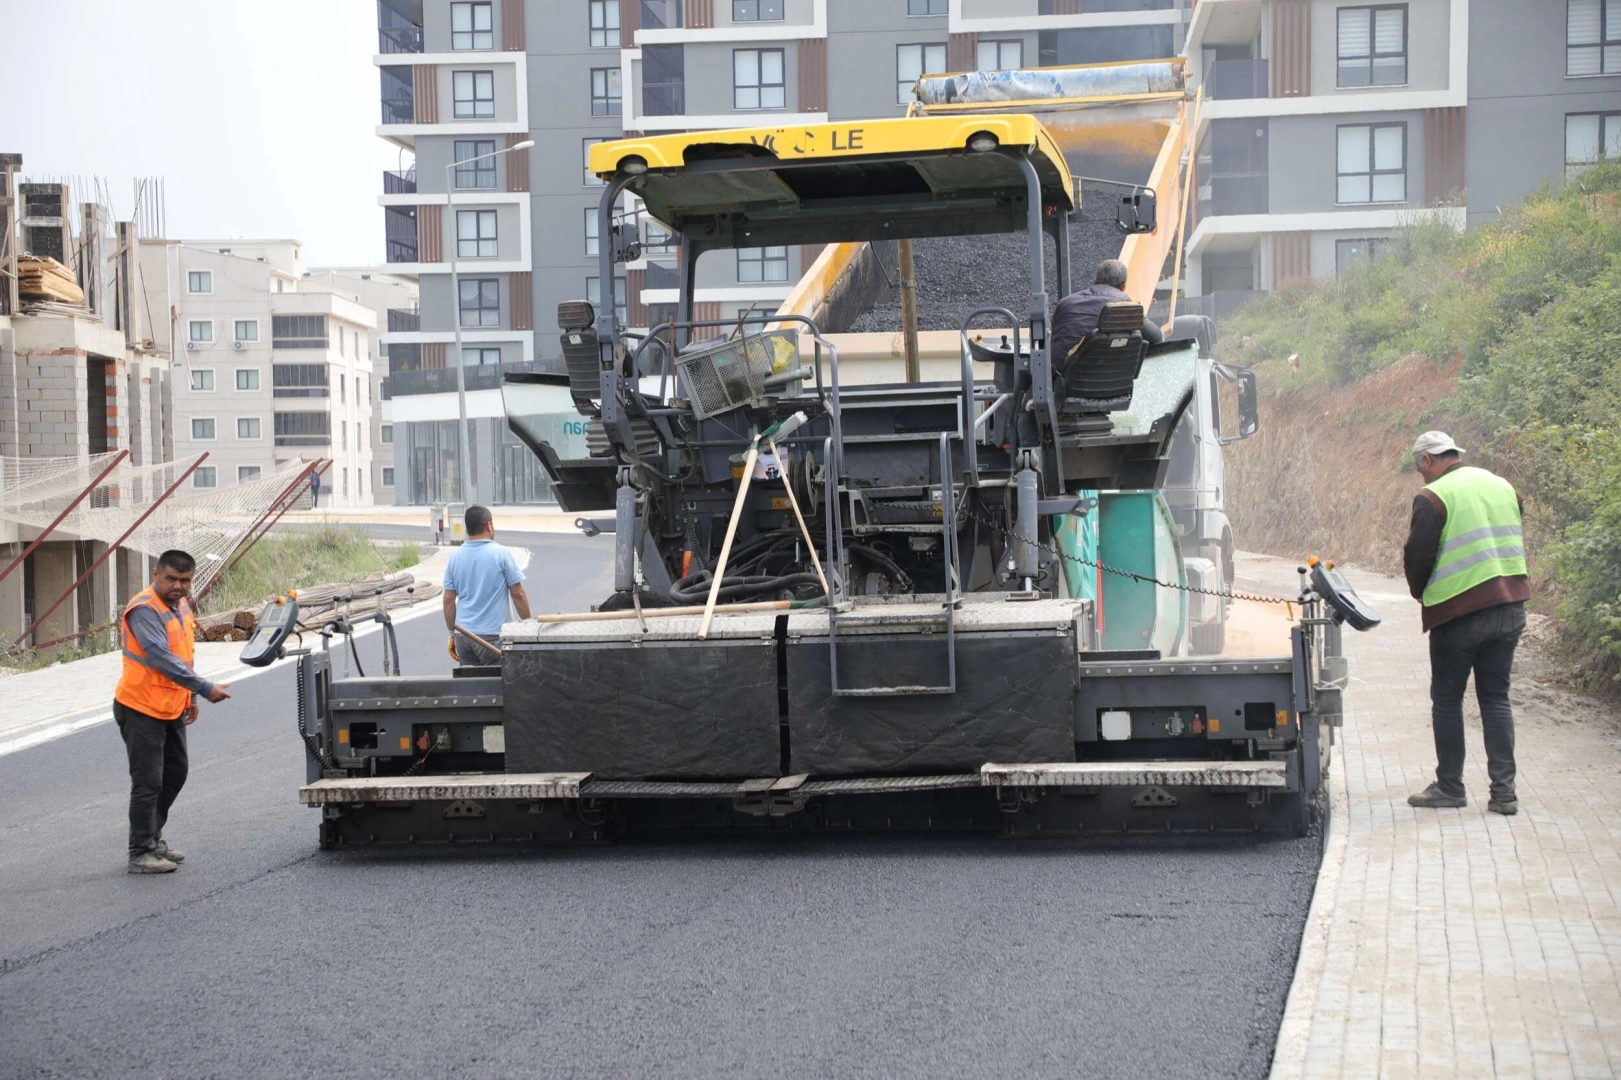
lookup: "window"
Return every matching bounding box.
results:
[234,320,258,343]
[188,320,213,343]
[460,278,501,327]
[187,270,212,294]
[734,306,771,330]
[908,0,947,13]
[238,466,262,483]
[1569,0,1621,76]
[342,423,349,451]
[271,315,328,349]
[978,39,1023,71]
[338,327,345,357]
[734,49,785,110]
[1565,112,1621,177]
[463,346,502,365]
[583,137,609,185]
[193,467,217,489]
[1335,238,1388,274]
[733,0,784,19]
[737,246,789,283]
[190,369,215,392]
[339,375,346,403]
[457,209,499,258]
[584,209,600,256]
[381,423,394,444]
[237,417,262,439]
[453,70,496,118]
[451,1,494,49]
[343,469,350,498]
[273,364,330,397]
[591,67,622,116]
[191,418,216,441]
[236,369,260,391]
[274,411,331,446]
[897,43,947,105]
[641,0,681,29]
[644,217,676,254]
[1336,123,1406,204]
[587,275,628,323]
[382,467,396,487]
[1337,5,1407,88]
[454,140,497,189]
[589,0,621,46]
[643,44,686,116]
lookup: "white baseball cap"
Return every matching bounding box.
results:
[1412,431,1464,457]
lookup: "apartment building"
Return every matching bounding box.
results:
[1183,0,1621,320]
[139,240,377,507]
[371,0,1189,504]
[306,266,420,505]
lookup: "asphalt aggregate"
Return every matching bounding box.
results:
[0,527,1322,1080]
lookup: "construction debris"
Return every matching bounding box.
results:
[194,571,442,642]
[17,254,84,304]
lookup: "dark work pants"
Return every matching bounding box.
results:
[1429,601,1524,800]
[114,701,188,860]
[454,630,501,667]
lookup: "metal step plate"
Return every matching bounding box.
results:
[981,760,1288,788]
[301,772,590,805]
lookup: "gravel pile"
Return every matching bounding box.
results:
[848,193,1131,333]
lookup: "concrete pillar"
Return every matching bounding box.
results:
[0,546,25,641]
[28,541,77,648]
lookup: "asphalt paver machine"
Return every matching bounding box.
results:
[263,116,1379,847]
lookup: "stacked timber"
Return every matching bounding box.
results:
[18,255,85,305]
[193,571,442,642]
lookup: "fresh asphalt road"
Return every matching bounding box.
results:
[0,530,1321,1080]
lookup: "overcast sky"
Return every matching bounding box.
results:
[3,0,399,267]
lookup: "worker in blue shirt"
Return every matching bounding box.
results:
[442,505,529,666]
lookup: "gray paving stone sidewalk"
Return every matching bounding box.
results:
[1245,554,1621,1080]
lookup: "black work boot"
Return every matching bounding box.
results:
[1488,796,1519,816]
[1407,783,1467,809]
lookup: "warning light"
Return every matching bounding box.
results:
[1209,717,1221,734]
[1306,556,1320,568]
[1276,709,1288,728]
[337,728,350,745]
[398,736,411,751]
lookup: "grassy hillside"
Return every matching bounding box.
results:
[1219,164,1621,690]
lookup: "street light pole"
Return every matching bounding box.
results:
[446,139,533,506]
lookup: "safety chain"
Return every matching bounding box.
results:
[961,505,1298,607]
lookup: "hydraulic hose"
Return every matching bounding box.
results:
[668,570,823,605]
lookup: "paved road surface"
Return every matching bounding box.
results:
[0,532,1320,1080]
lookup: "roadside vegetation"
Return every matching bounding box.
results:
[1221,163,1621,690]
[201,525,421,615]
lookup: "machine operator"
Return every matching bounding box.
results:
[443,504,531,666]
[1050,258,1164,366]
[115,549,232,875]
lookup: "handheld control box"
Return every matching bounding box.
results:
[239,595,300,667]
[1310,563,1381,632]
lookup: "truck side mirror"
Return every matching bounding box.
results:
[1237,368,1259,439]
[1117,188,1157,235]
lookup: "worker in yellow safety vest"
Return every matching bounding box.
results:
[1402,432,1530,817]
[114,550,232,874]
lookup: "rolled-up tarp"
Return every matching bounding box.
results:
[914,62,1183,107]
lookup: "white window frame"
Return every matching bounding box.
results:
[188,319,214,344]
[977,39,1023,72]
[587,275,628,324]
[451,1,494,50]
[1336,5,1408,89]
[1569,0,1621,77]
[591,67,623,116]
[236,416,263,440]
[238,465,263,483]
[187,270,212,295]
[235,368,261,391]
[189,368,216,393]
[583,137,609,186]
[457,209,499,258]
[453,70,496,119]
[589,0,620,47]
[733,48,786,111]
[584,209,600,256]
[737,246,789,283]
[1565,111,1621,177]
[1336,123,1407,205]
[192,466,218,490]
[382,466,396,487]
[897,43,947,105]
[234,319,259,343]
[381,423,394,445]
[191,417,218,442]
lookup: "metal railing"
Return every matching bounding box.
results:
[383,359,551,398]
[383,169,417,194]
[386,238,419,264]
[1207,58,1269,101]
[1199,172,1269,218]
[387,308,421,332]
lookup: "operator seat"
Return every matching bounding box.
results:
[558,300,600,415]
[1057,301,1150,423]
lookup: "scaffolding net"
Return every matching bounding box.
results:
[0,455,315,603]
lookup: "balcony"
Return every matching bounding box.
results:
[1206,58,1268,101]
[1179,290,1266,322]
[385,206,418,264]
[640,0,684,30]
[380,66,414,125]
[273,364,331,398]
[383,169,417,195]
[377,0,423,53]
[1198,173,1269,219]
[387,308,421,332]
[383,359,551,399]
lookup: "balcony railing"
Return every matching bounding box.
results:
[377,0,423,53]
[383,169,417,194]
[1207,58,1269,101]
[640,0,684,30]
[387,308,421,332]
[386,240,419,263]
[1198,172,1269,218]
[1179,290,1267,322]
[380,66,415,124]
[383,359,552,399]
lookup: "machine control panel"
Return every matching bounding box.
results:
[239,594,300,667]
[1310,561,1380,632]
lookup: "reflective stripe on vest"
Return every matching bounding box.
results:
[1421,466,1528,608]
[114,587,197,720]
